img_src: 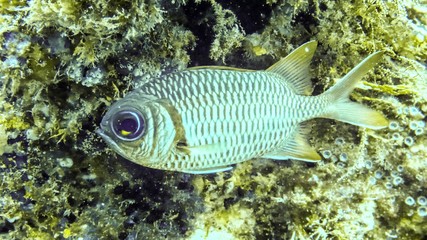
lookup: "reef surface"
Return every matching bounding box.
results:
[1,0,426,239]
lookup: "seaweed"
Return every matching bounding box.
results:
[1,0,426,239]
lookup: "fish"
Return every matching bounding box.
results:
[96,41,388,174]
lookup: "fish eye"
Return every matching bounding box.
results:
[111,110,145,141]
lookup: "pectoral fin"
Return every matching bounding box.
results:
[177,142,225,155]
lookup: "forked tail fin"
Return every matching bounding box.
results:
[321,51,388,129]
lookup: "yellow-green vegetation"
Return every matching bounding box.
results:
[1,0,426,239]
[186,1,427,239]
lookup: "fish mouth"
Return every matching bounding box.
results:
[96,128,116,146]
[95,128,128,158]
[95,128,107,140]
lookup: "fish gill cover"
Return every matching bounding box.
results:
[0,0,426,239]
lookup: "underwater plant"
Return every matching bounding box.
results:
[1,0,426,239]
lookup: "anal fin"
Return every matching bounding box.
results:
[182,166,233,174]
[263,127,321,162]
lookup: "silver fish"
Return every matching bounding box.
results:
[96,41,388,174]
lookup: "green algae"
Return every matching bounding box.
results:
[1,0,427,239]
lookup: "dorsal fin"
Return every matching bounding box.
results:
[186,65,255,72]
[266,41,318,95]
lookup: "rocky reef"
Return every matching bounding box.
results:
[1,0,426,239]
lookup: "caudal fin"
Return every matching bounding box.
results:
[321,51,388,129]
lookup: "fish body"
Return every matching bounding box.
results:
[96,41,388,174]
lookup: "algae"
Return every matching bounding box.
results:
[1,0,426,239]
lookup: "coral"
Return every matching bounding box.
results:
[205,0,246,62]
[1,0,197,238]
[1,0,427,239]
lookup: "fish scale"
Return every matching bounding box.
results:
[141,69,313,171]
[97,41,388,174]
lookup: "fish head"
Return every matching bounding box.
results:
[96,91,177,167]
